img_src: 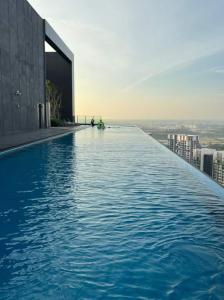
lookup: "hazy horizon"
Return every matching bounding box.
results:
[29,0,224,120]
[102,117,224,122]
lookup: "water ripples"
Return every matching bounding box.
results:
[0,127,224,299]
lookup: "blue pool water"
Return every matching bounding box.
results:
[0,126,224,300]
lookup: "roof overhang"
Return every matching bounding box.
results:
[44,20,74,63]
[44,20,75,118]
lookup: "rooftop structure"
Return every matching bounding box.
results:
[0,0,74,137]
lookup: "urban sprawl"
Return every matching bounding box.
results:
[168,134,224,187]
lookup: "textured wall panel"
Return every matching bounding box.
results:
[0,0,45,136]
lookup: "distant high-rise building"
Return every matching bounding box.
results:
[168,134,200,163]
[167,134,177,152]
[213,151,224,186]
[193,148,216,177]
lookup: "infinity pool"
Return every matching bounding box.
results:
[0,127,224,300]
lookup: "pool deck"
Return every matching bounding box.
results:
[0,126,88,152]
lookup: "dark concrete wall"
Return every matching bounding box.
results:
[0,0,45,136]
[46,52,73,121]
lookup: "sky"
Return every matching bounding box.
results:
[29,0,224,120]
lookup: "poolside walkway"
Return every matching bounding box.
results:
[0,126,88,151]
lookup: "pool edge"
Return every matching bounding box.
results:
[0,126,89,158]
[138,127,224,199]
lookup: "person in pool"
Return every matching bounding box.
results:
[91,118,95,127]
[97,118,105,129]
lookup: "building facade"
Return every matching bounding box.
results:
[193,148,216,177]
[0,0,74,136]
[168,134,200,163]
[213,151,224,186]
[167,134,177,152]
[0,0,45,135]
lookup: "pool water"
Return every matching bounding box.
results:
[0,127,224,300]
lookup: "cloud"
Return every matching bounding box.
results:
[46,18,132,73]
[213,68,224,74]
[121,48,224,92]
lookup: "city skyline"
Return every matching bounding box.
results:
[29,0,224,119]
[167,134,224,186]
